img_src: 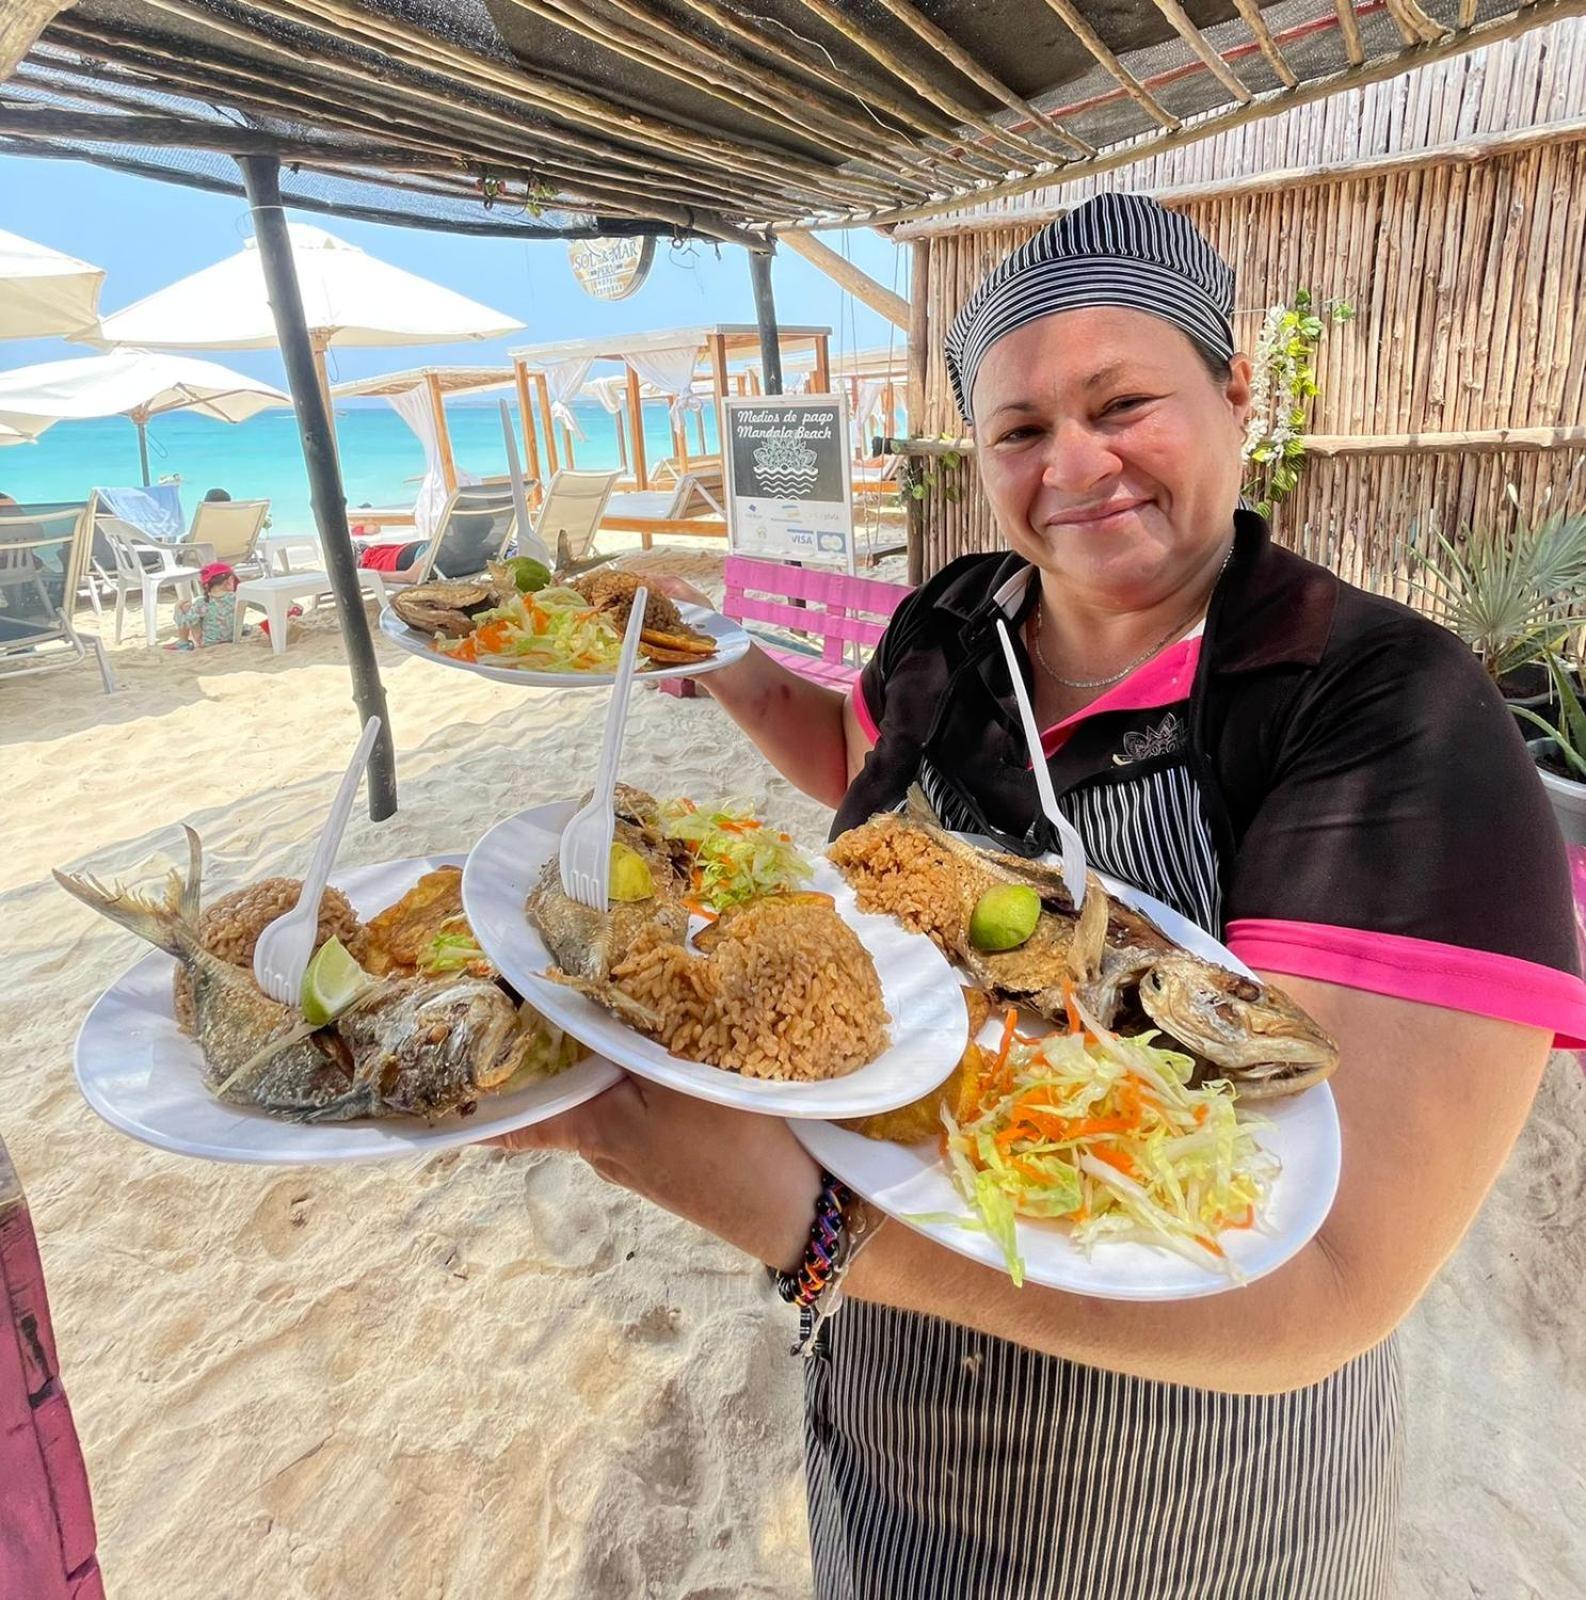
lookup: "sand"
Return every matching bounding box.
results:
[2,547,1582,1598]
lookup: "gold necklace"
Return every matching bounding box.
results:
[1028,544,1232,691]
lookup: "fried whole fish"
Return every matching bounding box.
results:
[828,789,1337,1099]
[56,829,543,1121]
[526,787,690,984]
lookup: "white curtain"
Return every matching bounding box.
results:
[546,357,593,441]
[851,378,887,452]
[626,343,705,422]
[584,374,627,414]
[388,383,476,539]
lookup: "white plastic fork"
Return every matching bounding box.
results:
[252,715,383,1004]
[558,588,649,910]
[994,618,1089,910]
[498,398,551,568]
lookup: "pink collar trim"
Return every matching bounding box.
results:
[1038,635,1202,758]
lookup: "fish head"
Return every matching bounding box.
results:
[1136,955,1339,1098]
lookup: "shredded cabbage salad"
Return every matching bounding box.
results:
[435,587,624,673]
[658,798,814,912]
[940,1001,1277,1286]
[505,1009,585,1088]
[418,916,495,979]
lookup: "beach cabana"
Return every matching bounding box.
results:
[0,349,290,484]
[0,227,104,341]
[331,364,515,536]
[5,0,1570,814]
[510,324,833,496]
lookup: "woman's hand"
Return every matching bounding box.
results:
[485,1075,824,1274]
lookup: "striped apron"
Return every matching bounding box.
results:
[805,744,1404,1599]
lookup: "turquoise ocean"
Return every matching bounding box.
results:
[1,399,720,534]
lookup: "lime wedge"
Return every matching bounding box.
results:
[300,936,373,1026]
[969,884,1041,952]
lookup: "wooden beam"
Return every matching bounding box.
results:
[1334,0,1367,65]
[812,333,832,396]
[532,371,560,475]
[1147,0,1253,103]
[1035,0,1180,130]
[625,364,649,489]
[1,0,69,81]
[1305,425,1586,455]
[1228,0,1298,88]
[1381,0,1447,44]
[707,332,730,473]
[777,231,910,330]
[889,114,1586,238]
[511,360,544,507]
[238,154,395,818]
[424,372,458,494]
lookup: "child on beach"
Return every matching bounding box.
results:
[167,561,241,650]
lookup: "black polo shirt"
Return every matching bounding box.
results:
[840,512,1586,1043]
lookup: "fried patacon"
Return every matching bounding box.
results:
[360,867,481,977]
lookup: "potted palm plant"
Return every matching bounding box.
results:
[1516,649,1586,846]
[1414,490,1586,718]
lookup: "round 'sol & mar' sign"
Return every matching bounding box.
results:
[567,236,655,302]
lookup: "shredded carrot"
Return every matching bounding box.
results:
[1088,1146,1140,1181]
[987,1008,1019,1096]
[683,899,719,922]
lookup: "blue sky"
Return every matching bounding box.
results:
[0,152,908,391]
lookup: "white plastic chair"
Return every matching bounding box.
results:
[101,520,200,647]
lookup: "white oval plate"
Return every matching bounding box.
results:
[793,855,1341,1301]
[463,801,969,1119]
[72,855,621,1165]
[380,601,750,688]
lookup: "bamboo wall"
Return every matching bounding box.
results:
[909,19,1586,600]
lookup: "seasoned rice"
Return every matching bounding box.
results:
[610,900,888,1080]
[827,815,979,951]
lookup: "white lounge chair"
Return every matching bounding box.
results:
[0,503,115,694]
[600,466,726,551]
[526,469,620,570]
[356,483,520,610]
[185,498,270,576]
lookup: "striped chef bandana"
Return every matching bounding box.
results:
[944,192,1236,423]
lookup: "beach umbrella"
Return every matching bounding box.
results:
[87,224,523,425]
[0,349,290,484]
[0,229,105,341]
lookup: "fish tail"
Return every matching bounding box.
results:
[53,824,204,961]
[905,783,943,828]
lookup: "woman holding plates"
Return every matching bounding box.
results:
[494,196,1586,1598]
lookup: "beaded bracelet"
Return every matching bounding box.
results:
[770,1170,853,1310]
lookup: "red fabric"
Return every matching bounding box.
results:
[0,1196,102,1599]
[851,678,881,744]
[1225,917,1586,1046]
[358,542,422,573]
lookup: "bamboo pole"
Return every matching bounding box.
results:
[1382,0,1449,45]
[511,360,545,508]
[0,0,68,80]
[1228,0,1299,88]
[1147,0,1253,103]
[626,365,649,489]
[425,372,459,495]
[533,372,561,475]
[238,154,395,818]
[867,0,1094,157]
[777,231,911,330]
[784,0,1055,170]
[507,0,936,196]
[1033,0,1179,130]
[44,16,840,222]
[665,0,1010,183]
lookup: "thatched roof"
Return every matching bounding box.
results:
[1,0,1577,241]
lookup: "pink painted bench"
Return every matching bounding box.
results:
[660,556,911,697]
[1,1136,102,1600]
